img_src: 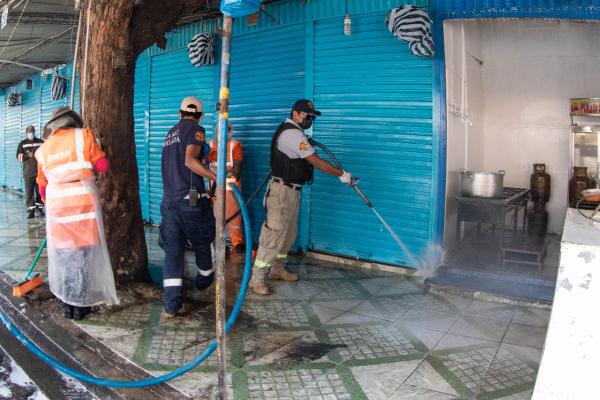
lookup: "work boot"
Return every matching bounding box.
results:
[233,243,245,253]
[27,209,35,219]
[269,265,299,281]
[62,303,74,319]
[73,307,91,321]
[36,206,44,216]
[250,267,270,295]
[163,303,191,320]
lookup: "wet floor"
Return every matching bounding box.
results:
[0,190,549,399]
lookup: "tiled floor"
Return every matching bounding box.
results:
[0,190,551,399]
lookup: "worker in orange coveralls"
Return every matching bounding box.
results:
[35,107,118,321]
[208,122,245,253]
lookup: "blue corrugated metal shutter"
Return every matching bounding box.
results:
[309,12,433,267]
[0,96,5,185]
[147,49,217,223]
[21,85,41,138]
[229,24,306,236]
[4,100,22,190]
[134,53,150,220]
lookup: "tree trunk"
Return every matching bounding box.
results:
[80,2,147,284]
[79,0,215,284]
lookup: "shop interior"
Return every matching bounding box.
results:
[437,19,600,300]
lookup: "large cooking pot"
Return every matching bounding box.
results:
[460,169,505,198]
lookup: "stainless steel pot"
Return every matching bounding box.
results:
[459,170,505,198]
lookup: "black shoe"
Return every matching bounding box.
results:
[73,307,91,321]
[36,207,44,216]
[62,303,74,319]
[27,210,35,219]
[234,244,245,253]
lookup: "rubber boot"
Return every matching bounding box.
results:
[250,267,270,295]
[62,303,74,319]
[269,265,299,281]
[73,307,91,321]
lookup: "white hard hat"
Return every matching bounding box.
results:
[180,96,203,113]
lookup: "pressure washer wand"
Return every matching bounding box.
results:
[309,138,421,267]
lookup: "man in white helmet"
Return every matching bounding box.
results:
[159,97,217,318]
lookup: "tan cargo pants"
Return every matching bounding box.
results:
[254,179,301,269]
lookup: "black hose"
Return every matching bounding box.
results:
[225,171,271,224]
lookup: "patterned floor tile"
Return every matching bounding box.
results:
[404,294,461,314]
[326,324,427,363]
[142,327,214,367]
[475,367,536,399]
[449,316,510,342]
[309,280,370,301]
[464,301,516,323]
[404,359,459,396]
[252,332,334,366]
[388,384,459,399]
[431,334,500,369]
[401,308,460,332]
[271,281,326,301]
[326,311,389,326]
[503,324,547,349]
[310,304,348,325]
[490,343,541,373]
[512,307,550,328]
[151,370,234,399]
[246,368,352,400]
[84,303,154,328]
[252,302,315,329]
[349,298,412,321]
[350,359,422,399]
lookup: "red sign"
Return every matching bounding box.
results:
[571,98,600,116]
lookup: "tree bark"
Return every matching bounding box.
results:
[80,0,213,284]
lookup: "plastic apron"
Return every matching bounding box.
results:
[41,129,118,307]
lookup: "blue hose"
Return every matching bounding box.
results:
[0,183,253,388]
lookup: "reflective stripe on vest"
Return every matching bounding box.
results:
[210,140,236,168]
[43,129,93,180]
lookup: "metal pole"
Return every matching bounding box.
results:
[70,5,84,110]
[215,14,232,400]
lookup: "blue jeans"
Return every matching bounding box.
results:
[160,198,215,313]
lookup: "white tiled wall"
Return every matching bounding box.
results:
[444,19,600,244]
[482,20,600,234]
[443,20,485,249]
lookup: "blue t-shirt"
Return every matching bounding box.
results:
[161,119,207,202]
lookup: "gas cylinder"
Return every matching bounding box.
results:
[530,163,551,204]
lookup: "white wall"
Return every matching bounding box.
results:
[481,20,600,234]
[444,19,600,246]
[443,21,485,249]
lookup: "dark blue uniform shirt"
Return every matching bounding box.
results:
[161,119,207,202]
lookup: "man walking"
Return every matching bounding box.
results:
[160,96,217,318]
[250,99,353,295]
[16,125,44,218]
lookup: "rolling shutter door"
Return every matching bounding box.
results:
[229,24,306,236]
[309,12,434,267]
[21,88,41,139]
[0,97,4,185]
[147,49,217,223]
[4,102,22,190]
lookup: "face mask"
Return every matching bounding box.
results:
[299,119,313,130]
[27,134,34,140]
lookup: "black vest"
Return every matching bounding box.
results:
[270,122,314,185]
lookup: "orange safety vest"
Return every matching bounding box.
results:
[208,139,242,169]
[36,128,105,248]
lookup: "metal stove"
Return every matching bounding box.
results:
[456,187,530,246]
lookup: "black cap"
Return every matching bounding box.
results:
[292,99,321,116]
